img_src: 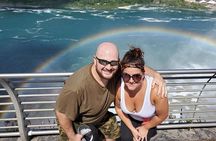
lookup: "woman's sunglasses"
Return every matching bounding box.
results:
[122,73,143,83]
[95,56,119,66]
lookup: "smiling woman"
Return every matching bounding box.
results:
[115,47,169,141]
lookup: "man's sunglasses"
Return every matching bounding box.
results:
[122,73,143,83]
[95,56,119,66]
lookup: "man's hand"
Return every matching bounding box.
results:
[68,134,83,141]
[152,73,167,98]
[144,66,167,98]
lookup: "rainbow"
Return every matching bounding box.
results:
[35,26,216,72]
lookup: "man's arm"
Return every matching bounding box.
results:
[144,65,167,97]
[55,110,82,141]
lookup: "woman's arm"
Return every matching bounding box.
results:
[140,85,169,130]
[144,66,167,98]
[114,83,141,140]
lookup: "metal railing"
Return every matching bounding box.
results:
[0,69,216,141]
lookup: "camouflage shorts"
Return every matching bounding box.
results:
[58,112,120,141]
[97,112,120,139]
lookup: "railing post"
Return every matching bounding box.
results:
[192,72,216,118]
[0,78,29,141]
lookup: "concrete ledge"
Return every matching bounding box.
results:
[152,128,216,141]
[0,128,215,141]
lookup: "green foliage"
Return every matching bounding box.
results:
[69,0,155,9]
[158,0,206,9]
[160,0,185,6]
[0,0,207,10]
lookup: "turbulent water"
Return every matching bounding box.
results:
[0,6,216,73]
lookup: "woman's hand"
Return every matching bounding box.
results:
[136,126,149,141]
[131,128,142,141]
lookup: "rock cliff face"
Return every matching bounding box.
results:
[152,128,216,141]
[0,128,215,141]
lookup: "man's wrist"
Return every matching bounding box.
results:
[67,132,76,139]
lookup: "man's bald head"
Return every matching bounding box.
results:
[92,42,119,85]
[96,42,119,60]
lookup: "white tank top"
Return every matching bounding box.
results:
[120,75,155,121]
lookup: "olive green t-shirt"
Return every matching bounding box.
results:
[55,64,118,125]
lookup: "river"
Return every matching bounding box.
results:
[0,6,216,73]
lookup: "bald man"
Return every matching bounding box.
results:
[55,42,165,141]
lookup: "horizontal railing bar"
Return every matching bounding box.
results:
[11,80,65,83]
[164,74,215,77]
[169,110,216,114]
[0,88,6,91]
[10,81,207,85]
[17,94,216,98]
[0,110,16,113]
[27,124,57,128]
[159,69,216,74]
[0,73,72,78]
[168,89,216,92]
[28,116,216,121]
[0,102,13,105]
[164,76,216,79]
[168,96,216,99]
[28,130,59,136]
[0,126,19,129]
[26,122,216,136]
[15,87,62,91]
[12,89,216,94]
[0,132,20,137]
[166,118,216,122]
[26,119,216,124]
[3,122,216,131]
[24,109,54,112]
[19,94,59,97]
[0,118,17,121]
[166,117,216,121]
[13,95,211,100]
[21,109,216,114]
[27,122,216,129]
[158,122,216,129]
[166,82,216,85]
[13,89,216,93]
[23,78,216,84]
[170,103,216,106]
[0,69,215,78]
[21,101,56,104]
[0,95,10,98]
[9,88,212,92]
[26,116,56,120]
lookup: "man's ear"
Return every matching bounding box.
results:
[93,56,96,64]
